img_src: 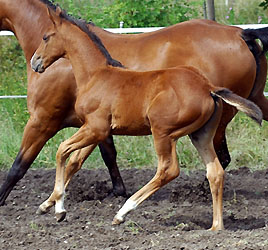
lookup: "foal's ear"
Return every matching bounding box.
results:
[47,6,62,27]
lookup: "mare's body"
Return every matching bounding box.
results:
[1,0,268,206]
[31,8,262,231]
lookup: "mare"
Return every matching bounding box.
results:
[30,7,262,231]
[1,0,268,207]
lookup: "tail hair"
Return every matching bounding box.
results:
[211,88,263,126]
[242,27,268,53]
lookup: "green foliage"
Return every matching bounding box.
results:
[55,0,200,27]
[260,0,268,10]
[100,0,199,28]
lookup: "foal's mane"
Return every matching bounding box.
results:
[39,0,56,11]
[39,0,124,68]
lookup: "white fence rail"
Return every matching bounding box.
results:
[1,23,268,97]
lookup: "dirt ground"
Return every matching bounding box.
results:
[0,166,268,250]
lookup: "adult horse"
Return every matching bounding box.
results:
[31,7,262,230]
[1,0,268,206]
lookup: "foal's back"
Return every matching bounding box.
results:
[76,66,215,137]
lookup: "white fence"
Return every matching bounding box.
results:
[1,23,268,98]
[2,24,268,36]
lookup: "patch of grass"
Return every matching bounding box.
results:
[215,0,268,25]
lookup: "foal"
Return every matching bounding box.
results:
[31,8,262,230]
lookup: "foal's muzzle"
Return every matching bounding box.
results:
[30,52,45,73]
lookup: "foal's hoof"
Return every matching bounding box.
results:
[208,226,224,231]
[36,207,48,215]
[112,216,124,225]
[55,211,66,222]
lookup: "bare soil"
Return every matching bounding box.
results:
[0,166,268,249]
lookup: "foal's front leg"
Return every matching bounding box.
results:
[37,125,99,221]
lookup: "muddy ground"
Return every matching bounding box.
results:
[0,166,268,249]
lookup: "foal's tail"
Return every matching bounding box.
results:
[242,26,268,54]
[211,88,263,125]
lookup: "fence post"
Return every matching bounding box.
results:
[206,0,216,21]
[203,1,207,19]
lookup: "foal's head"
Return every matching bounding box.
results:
[31,6,123,73]
[30,7,68,73]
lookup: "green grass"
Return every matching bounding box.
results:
[215,0,268,25]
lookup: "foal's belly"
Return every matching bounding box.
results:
[111,121,152,136]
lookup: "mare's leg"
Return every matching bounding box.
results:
[190,97,224,230]
[113,135,179,224]
[248,51,268,121]
[0,117,60,206]
[213,104,237,169]
[248,54,268,121]
[98,136,126,196]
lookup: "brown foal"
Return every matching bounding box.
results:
[31,8,262,230]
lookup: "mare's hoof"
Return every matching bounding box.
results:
[112,186,127,198]
[55,211,66,222]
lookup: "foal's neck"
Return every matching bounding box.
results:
[62,24,109,89]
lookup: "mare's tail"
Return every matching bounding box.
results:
[211,88,263,125]
[242,26,268,54]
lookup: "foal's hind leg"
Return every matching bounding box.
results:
[113,135,179,224]
[190,98,224,230]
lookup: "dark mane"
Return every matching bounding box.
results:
[39,0,123,68]
[39,0,96,26]
[39,0,57,11]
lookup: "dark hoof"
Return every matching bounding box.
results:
[36,207,48,215]
[112,186,127,198]
[56,211,66,222]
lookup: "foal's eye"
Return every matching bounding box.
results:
[43,35,49,41]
